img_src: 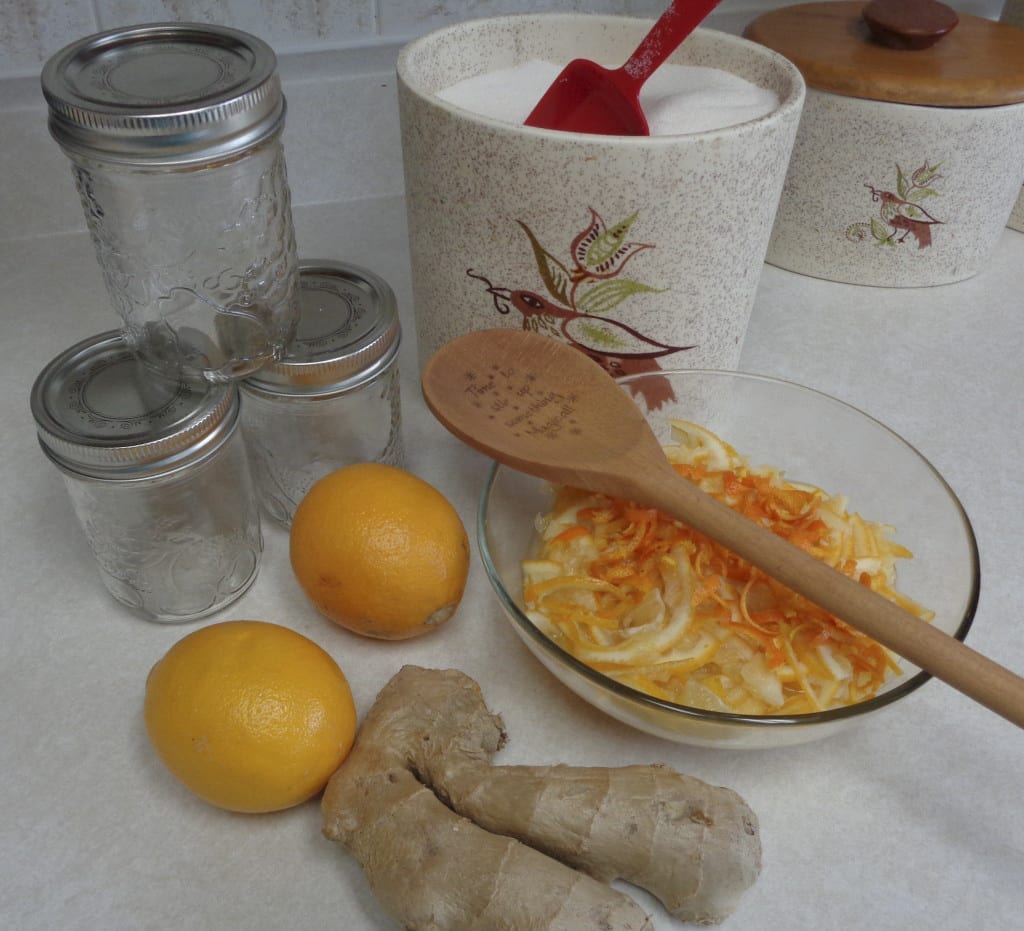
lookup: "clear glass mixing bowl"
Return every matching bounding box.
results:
[478,370,979,748]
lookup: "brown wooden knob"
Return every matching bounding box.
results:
[863,0,959,50]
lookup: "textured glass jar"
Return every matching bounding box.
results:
[41,23,300,383]
[240,260,403,528]
[31,332,263,623]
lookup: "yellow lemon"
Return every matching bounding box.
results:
[144,620,357,813]
[290,463,470,639]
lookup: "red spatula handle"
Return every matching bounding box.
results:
[619,0,725,92]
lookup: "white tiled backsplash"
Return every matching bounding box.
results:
[1,0,1006,79]
[2,1,707,77]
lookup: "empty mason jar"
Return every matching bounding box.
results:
[41,23,300,384]
[31,332,263,623]
[240,260,403,528]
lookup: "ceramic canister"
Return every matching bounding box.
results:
[745,2,1024,286]
[397,16,805,385]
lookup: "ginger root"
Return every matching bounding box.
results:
[322,666,761,929]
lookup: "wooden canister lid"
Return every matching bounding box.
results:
[743,1,1024,107]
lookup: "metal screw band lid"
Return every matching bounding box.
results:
[30,332,237,480]
[40,22,284,166]
[241,260,401,397]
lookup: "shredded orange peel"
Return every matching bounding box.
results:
[522,420,934,715]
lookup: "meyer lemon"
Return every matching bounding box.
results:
[289,463,470,640]
[143,620,357,813]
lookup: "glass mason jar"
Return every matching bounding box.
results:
[41,23,300,384]
[240,260,404,528]
[31,332,263,623]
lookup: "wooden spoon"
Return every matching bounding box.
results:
[523,0,724,135]
[422,329,1024,728]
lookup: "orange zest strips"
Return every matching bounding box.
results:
[523,420,934,716]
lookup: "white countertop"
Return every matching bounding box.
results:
[3,54,1024,931]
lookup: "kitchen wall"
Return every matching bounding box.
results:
[0,0,1008,80]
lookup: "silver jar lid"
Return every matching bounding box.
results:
[31,332,237,480]
[40,22,284,167]
[241,260,401,397]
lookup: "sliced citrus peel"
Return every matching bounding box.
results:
[522,420,934,716]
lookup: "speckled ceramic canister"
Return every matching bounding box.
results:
[746,3,1024,286]
[397,16,805,383]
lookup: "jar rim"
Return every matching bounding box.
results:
[240,260,401,396]
[30,331,239,480]
[40,22,285,166]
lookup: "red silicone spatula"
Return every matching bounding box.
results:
[524,0,724,135]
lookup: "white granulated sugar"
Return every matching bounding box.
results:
[437,60,564,127]
[435,59,779,135]
[641,65,779,134]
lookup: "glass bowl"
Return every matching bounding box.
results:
[478,369,979,748]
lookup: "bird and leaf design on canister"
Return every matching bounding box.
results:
[468,208,692,411]
[465,170,947,410]
[846,160,945,249]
